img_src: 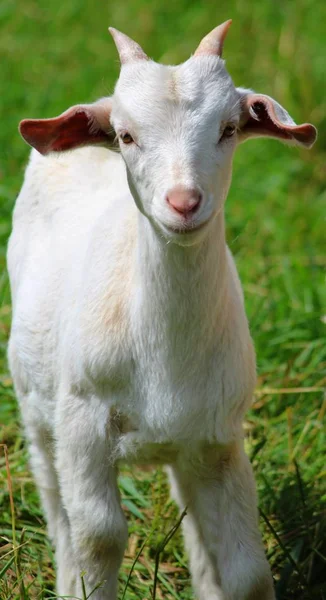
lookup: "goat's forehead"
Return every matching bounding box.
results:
[112,57,239,125]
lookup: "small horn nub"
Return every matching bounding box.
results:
[108,27,149,64]
[194,20,232,58]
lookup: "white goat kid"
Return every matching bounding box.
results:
[8,21,316,600]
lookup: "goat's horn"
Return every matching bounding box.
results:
[109,27,149,64]
[194,20,232,58]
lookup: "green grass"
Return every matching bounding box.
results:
[0,0,325,598]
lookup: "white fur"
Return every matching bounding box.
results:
[7,51,280,600]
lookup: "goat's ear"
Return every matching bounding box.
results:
[238,89,317,149]
[19,98,116,155]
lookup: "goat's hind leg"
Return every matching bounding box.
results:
[168,443,275,600]
[10,328,78,595]
[22,413,78,595]
[55,394,128,600]
[30,432,77,595]
[26,423,61,542]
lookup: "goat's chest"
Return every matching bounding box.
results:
[134,329,254,445]
[80,308,256,450]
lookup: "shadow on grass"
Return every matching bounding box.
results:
[260,461,326,600]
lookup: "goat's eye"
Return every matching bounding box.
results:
[120,132,134,144]
[220,124,236,141]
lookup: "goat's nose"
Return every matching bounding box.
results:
[166,186,202,216]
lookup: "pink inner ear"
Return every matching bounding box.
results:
[246,102,292,139]
[20,109,112,155]
[242,98,317,148]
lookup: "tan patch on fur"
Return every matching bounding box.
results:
[104,300,125,335]
[172,162,183,182]
[168,71,179,102]
[80,211,138,389]
[97,212,137,343]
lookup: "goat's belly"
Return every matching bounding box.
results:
[116,439,230,467]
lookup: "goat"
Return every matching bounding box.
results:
[8,21,316,600]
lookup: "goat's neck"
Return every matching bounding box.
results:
[134,211,229,339]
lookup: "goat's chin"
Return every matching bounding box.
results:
[155,220,211,247]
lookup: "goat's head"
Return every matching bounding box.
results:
[20,22,317,244]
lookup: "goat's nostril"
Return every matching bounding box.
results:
[166,187,202,216]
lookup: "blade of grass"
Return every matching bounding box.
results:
[152,507,187,600]
[121,533,152,600]
[260,507,309,589]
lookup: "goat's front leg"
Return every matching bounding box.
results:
[168,442,275,600]
[55,394,128,600]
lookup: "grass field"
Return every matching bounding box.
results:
[0,0,325,598]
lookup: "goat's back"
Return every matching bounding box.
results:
[7,147,135,418]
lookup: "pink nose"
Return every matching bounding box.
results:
[166,186,202,216]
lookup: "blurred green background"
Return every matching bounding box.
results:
[0,1,325,599]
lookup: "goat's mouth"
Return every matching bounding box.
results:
[164,219,209,235]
